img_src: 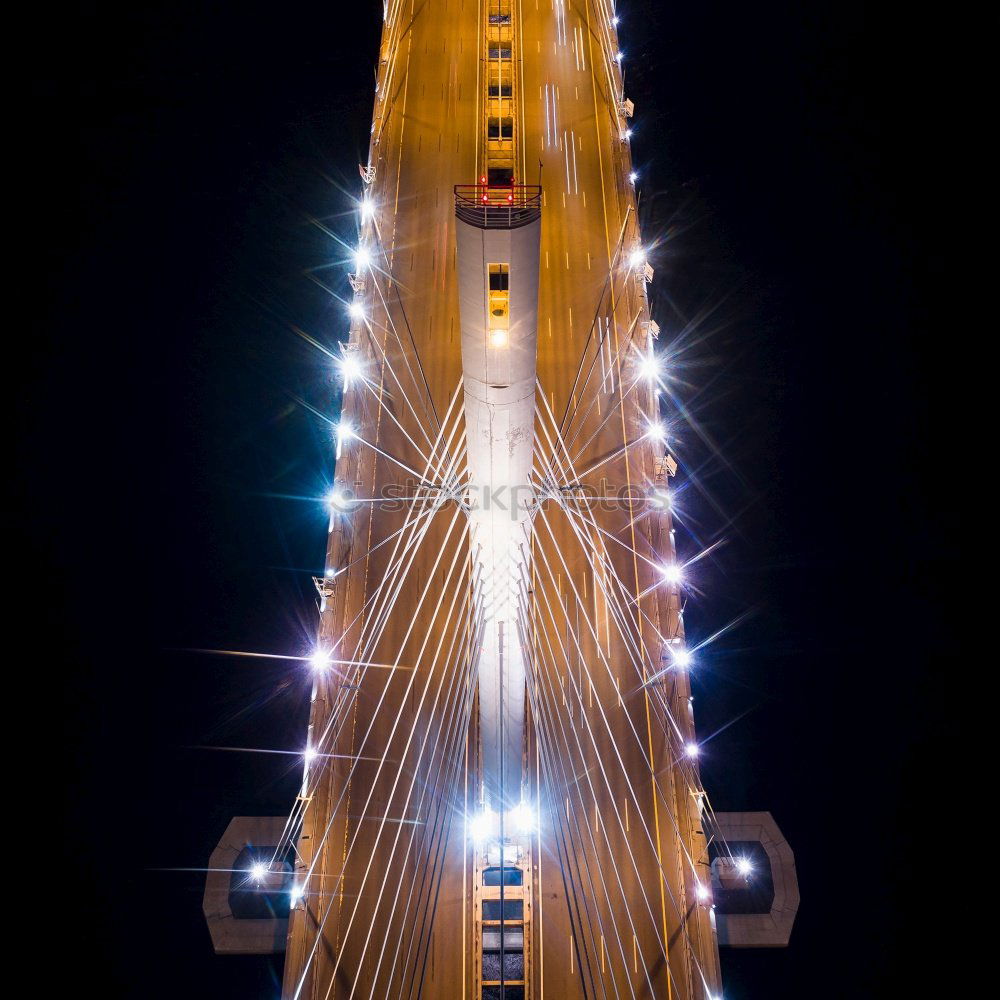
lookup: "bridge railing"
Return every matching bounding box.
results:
[454,184,542,230]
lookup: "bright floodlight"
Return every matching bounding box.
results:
[490,328,509,348]
[249,861,268,882]
[628,246,646,268]
[327,488,350,512]
[695,882,710,902]
[469,806,495,845]
[290,883,305,902]
[509,800,535,836]
[645,420,666,442]
[348,301,364,320]
[673,648,693,670]
[360,196,374,221]
[624,128,633,139]
[629,170,637,183]
[662,562,683,585]
[650,488,671,510]
[338,352,362,384]
[335,422,355,460]
[612,15,620,26]
[638,353,659,380]
[353,246,371,271]
[615,50,624,62]
[685,742,700,759]
[310,648,332,671]
[304,745,318,763]
[736,857,753,877]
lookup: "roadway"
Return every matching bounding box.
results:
[281,0,720,997]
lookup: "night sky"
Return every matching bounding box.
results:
[21,2,959,996]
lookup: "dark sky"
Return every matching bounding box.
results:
[20,2,960,997]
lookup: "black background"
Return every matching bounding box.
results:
[19,1,964,996]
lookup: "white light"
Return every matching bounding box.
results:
[353,246,371,271]
[695,882,710,901]
[685,742,700,759]
[348,301,364,320]
[624,128,633,139]
[469,806,495,845]
[310,648,332,671]
[638,353,659,380]
[612,15,620,26]
[327,488,350,512]
[673,648,693,670]
[338,352,362,384]
[646,420,667,442]
[360,197,374,221]
[335,421,354,459]
[662,563,683,585]
[508,800,535,836]
[304,745,318,763]
[651,488,671,510]
[249,862,268,882]
[736,857,753,877]
[490,328,508,348]
[628,247,646,268]
[629,170,638,184]
[616,51,624,62]
[290,883,305,902]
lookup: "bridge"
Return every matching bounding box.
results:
[201,1,797,996]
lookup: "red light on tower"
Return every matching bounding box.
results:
[482,194,489,203]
